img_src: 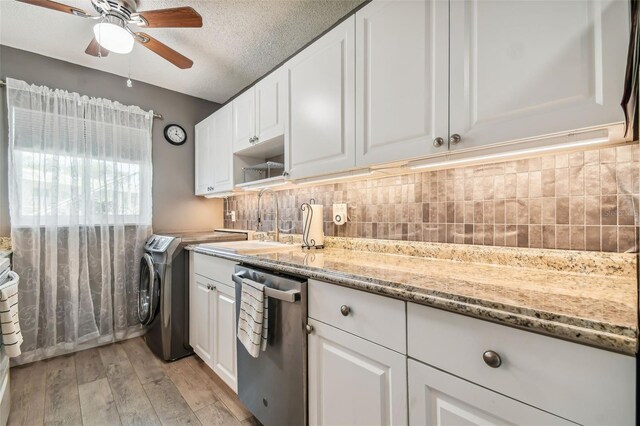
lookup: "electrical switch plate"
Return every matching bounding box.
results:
[333,203,347,226]
[230,211,236,222]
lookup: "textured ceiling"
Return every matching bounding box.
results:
[0,0,365,103]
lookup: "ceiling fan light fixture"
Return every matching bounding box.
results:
[93,17,134,54]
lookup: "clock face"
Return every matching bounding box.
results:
[164,124,187,145]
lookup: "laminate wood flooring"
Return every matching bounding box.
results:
[8,337,262,426]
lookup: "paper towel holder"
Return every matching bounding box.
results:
[301,199,324,250]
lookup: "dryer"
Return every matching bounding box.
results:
[139,231,246,361]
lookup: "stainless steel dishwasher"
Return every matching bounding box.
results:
[232,265,307,426]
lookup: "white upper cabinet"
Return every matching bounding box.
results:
[233,68,288,154]
[287,16,356,180]
[194,115,215,196]
[449,0,629,152]
[256,67,287,145]
[194,105,234,196]
[232,87,256,152]
[355,0,449,167]
[211,104,234,192]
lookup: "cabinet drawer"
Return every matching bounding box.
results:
[193,253,237,286]
[308,280,405,353]
[407,303,636,425]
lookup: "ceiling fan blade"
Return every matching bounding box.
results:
[133,7,202,28]
[85,38,109,57]
[15,0,87,16]
[136,33,193,69]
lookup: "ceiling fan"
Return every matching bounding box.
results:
[16,0,202,69]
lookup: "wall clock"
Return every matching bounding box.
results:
[164,124,187,146]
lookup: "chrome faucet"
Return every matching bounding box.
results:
[257,188,279,242]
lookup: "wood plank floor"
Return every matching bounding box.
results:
[8,337,262,426]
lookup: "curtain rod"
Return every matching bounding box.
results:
[0,79,163,120]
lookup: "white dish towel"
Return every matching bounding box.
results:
[237,278,268,358]
[0,271,23,358]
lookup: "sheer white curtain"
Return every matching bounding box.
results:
[6,78,153,363]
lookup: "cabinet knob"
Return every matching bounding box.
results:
[482,350,502,368]
[305,324,314,334]
[433,137,444,148]
[449,133,462,145]
[340,305,351,316]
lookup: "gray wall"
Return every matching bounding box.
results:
[0,45,224,236]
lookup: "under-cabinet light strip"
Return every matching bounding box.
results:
[204,192,235,198]
[241,181,290,191]
[294,170,373,186]
[408,136,611,171]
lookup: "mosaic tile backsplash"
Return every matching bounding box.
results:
[224,144,640,253]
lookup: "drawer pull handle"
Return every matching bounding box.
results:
[483,350,502,368]
[340,305,351,316]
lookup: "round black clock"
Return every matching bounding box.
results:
[164,124,187,145]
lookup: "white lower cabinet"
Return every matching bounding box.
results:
[408,359,572,426]
[189,253,238,392]
[307,319,407,426]
[189,274,214,365]
[211,282,237,392]
[307,282,636,426]
[407,303,636,425]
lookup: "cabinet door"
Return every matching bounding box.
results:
[211,283,237,393]
[190,274,213,365]
[194,116,215,195]
[408,359,573,426]
[449,0,629,152]
[256,67,287,144]
[355,0,449,167]
[212,104,234,192]
[308,319,407,426]
[287,16,356,180]
[232,87,256,152]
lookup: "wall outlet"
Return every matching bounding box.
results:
[333,203,347,225]
[228,210,236,222]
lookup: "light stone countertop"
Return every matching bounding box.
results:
[191,237,638,355]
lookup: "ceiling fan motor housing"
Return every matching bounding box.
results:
[91,0,139,21]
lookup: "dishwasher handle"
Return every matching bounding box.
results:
[232,271,301,303]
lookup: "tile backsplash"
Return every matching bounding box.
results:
[224,144,639,253]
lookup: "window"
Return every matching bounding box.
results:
[9,105,152,227]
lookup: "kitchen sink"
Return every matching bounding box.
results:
[198,240,297,255]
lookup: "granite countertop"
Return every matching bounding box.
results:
[191,237,638,355]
